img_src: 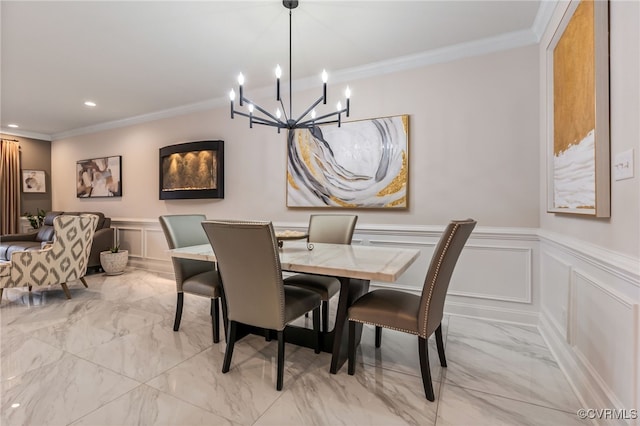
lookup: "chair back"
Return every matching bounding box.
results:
[418,219,476,338]
[307,214,358,244]
[2,214,97,289]
[159,214,214,284]
[159,214,209,249]
[202,220,286,331]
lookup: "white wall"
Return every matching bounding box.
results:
[538,1,640,420]
[51,44,540,229]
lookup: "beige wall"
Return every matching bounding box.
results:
[51,44,540,229]
[539,0,640,257]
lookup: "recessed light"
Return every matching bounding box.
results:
[7,124,19,128]
[84,101,97,107]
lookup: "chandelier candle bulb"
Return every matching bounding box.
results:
[238,73,244,106]
[275,65,282,101]
[248,104,254,128]
[322,69,328,104]
[345,87,351,117]
[229,89,236,118]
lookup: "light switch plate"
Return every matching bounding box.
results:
[613,149,634,181]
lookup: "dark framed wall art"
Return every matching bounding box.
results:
[159,140,224,200]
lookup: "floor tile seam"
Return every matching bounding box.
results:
[142,371,245,425]
[0,342,72,383]
[67,351,147,386]
[141,381,241,425]
[358,358,421,379]
[355,357,444,385]
[64,382,148,426]
[441,380,578,415]
[2,352,142,425]
[248,351,328,426]
[432,374,446,426]
[141,345,213,386]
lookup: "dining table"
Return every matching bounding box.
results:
[169,240,421,373]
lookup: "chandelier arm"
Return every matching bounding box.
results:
[279,98,289,122]
[301,108,347,124]
[252,120,285,128]
[242,97,286,126]
[297,117,338,128]
[294,96,324,123]
[233,110,282,128]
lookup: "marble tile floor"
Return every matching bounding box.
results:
[0,268,586,426]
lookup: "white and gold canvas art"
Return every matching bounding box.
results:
[287,115,408,209]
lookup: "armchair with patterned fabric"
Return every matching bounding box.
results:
[0,214,97,301]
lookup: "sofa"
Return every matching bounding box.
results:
[0,211,115,270]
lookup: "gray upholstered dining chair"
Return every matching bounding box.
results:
[202,220,321,391]
[284,214,358,332]
[347,219,476,401]
[159,214,222,343]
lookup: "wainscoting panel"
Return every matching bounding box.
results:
[112,219,540,326]
[541,252,572,340]
[145,228,170,262]
[571,269,639,411]
[448,245,532,303]
[539,230,640,424]
[115,226,143,258]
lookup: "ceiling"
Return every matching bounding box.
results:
[1,1,546,140]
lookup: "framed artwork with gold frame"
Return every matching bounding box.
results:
[287,114,408,209]
[546,0,610,217]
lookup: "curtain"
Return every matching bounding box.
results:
[0,140,21,234]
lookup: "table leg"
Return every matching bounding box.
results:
[330,277,369,374]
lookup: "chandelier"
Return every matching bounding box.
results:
[229,0,350,132]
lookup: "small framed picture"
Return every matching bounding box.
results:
[22,170,46,193]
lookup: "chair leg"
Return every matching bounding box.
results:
[211,298,220,343]
[348,320,356,375]
[276,330,285,391]
[0,288,3,300]
[435,323,447,367]
[222,321,237,374]
[418,336,435,401]
[321,300,329,333]
[375,326,382,348]
[80,277,89,288]
[60,283,72,299]
[173,292,184,331]
[312,306,321,353]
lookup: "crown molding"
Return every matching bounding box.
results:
[51,27,540,141]
[1,128,52,141]
[532,0,560,42]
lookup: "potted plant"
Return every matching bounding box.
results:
[99,245,128,275]
[24,208,46,229]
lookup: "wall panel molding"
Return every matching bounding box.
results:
[540,233,640,422]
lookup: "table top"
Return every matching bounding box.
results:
[169,241,420,283]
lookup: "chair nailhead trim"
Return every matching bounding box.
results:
[348,318,418,336]
[421,223,459,338]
